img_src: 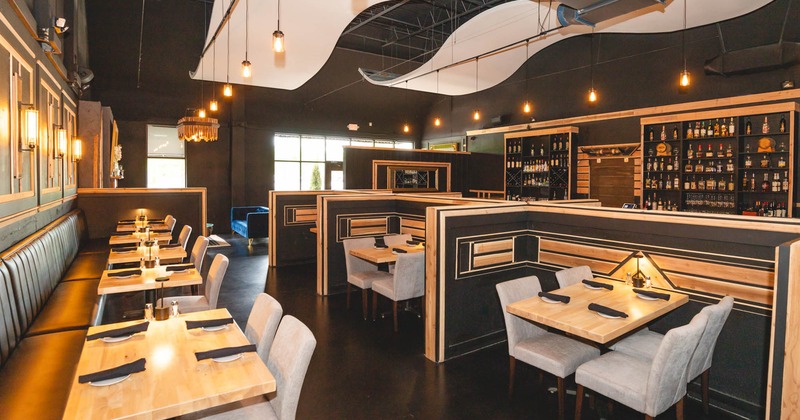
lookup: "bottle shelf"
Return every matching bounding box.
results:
[505,131,574,201]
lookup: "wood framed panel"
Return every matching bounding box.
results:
[371,160,451,192]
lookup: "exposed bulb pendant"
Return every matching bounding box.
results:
[473,109,481,121]
[434,117,441,127]
[209,99,218,112]
[588,88,598,103]
[242,60,251,78]
[403,123,410,133]
[273,0,284,53]
[198,108,207,118]
[523,101,532,114]
[242,0,251,78]
[223,83,233,97]
[679,70,690,88]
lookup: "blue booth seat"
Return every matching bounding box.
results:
[231,206,269,245]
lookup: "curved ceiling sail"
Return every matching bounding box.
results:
[359,0,775,96]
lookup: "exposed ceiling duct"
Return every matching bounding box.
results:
[704,41,800,76]
[557,0,665,27]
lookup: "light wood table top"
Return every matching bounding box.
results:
[107,246,186,266]
[109,232,173,245]
[506,280,688,344]
[98,265,202,295]
[63,308,276,420]
[349,243,424,264]
[116,222,169,233]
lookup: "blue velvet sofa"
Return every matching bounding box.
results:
[231,206,269,245]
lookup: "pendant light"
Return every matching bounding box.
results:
[209,11,218,112]
[433,70,442,127]
[223,0,232,97]
[402,81,410,134]
[273,0,285,53]
[472,58,480,121]
[522,41,532,114]
[678,0,690,93]
[587,30,598,105]
[241,0,251,78]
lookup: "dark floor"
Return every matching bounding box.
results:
[107,234,741,420]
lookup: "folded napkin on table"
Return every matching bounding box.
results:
[407,240,422,246]
[392,248,407,254]
[78,358,146,384]
[633,288,671,301]
[374,237,387,248]
[166,263,194,272]
[149,219,165,223]
[538,291,570,303]
[86,322,149,341]
[118,220,136,224]
[111,246,137,253]
[110,262,141,270]
[150,229,171,233]
[160,243,182,248]
[195,344,257,361]
[582,279,614,290]
[185,317,234,330]
[588,303,628,318]
[108,269,142,278]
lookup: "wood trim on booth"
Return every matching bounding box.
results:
[371,160,452,192]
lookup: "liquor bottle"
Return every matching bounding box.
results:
[783,171,789,192]
[690,175,697,190]
[658,174,664,189]
[660,126,666,141]
[773,172,781,192]
[742,171,748,190]
[762,116,770,134]
[672,125,679,140]
[745,155,753,168]
[728,175,735,192]
[683,175,691,190]
[540,145,545,156]
[746,117,752,135]
[779,140,786,152]
[780,114,786,133]
[696,160,704,173]
[687,125,694,139]
[694,122,700,138]
[564,137,569,149]
[665,174,672,190]
[645,195,651,210]
[725,143,733,158]
[750,172,757,191]
[674,174,680,190]
[666,158,673,171]
[762,172,770,192]
[745,142,751,153]
[648,127,654,141]
[717,143,724,158]
[728,117,735,135]
[701,121,707,137]
[698,176,706,190]
[706,144,714,158]
[726,159,734,173]
[718,175,726,191]
[553,140,557,150]
[707,176,716,190]
[714,119,721,136]
[716,161,723,173]
[761,155,770,168]
[558,137,563,150]
[673,145,680,158]
[721,122,728,137]
[685,160,693,173]
[657,198,664,211]
[687,144,694,159]
[778,155,786,168]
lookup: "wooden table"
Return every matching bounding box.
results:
[95,265,203,326]
[506,280,688,344]
[116,222,169,233]
[109,232,172,245]
[107,246,186,267]
[349,243,424,264]
[63,308,276,419]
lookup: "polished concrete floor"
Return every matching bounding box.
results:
[110,234,742,419]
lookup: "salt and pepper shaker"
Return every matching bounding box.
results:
[170,300,179,318]
[625,272,632,286]
[144,303,153,320]
[645,275,652,288]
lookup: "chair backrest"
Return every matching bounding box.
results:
[178,225,192,251]
[392,252,425,300]
[342,237,378,276]
[189,236,210,272]
[165,214,177,233]
[245,293,283,364]
[687,296,734,379]
[495,276,548,356]
[267,315,317,420]
[645,309,709,416]
[555,265,593,288]
[203,254,229,309]
[383,234,412,247]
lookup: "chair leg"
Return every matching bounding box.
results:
[372,291,378,321]
[508,356,516,396]
[346,283,351,309]
[420,296,425,319]
[574,385,584,420]
[701,369,710,414]
[361,289,369,320]
[393,301,398,332]
[248,238,253,246]
[645,416,654,420]
[557,376,566,420]
[676,396,685,420]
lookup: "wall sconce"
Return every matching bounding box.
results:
[56,126,67,158]
[72,138,82,161]
[20,103,37,150]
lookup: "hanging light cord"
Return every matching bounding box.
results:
[226,0,230,83]
[277,0,281,32]
[136,0,146,89]
[682,0,687,72]
[245,0,249,61]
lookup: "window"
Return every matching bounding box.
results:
[273,133,413,191]
[147,125,186,188]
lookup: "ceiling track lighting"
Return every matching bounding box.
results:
[273,0,284,53]
[242,0,251,78]
[678,0,690,93]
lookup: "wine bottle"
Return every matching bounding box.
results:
[742,171,748,191]
[660,126,666,141]
[780,114,786,133]
[746,117,752,135]
[687,144,694,159]
[728,175,735,192]
[762,116,770,134]
[783,171,789,192]
[714,119,721,136]
[672,125,679,139]
[717,143,724,158]
[728,117,735,135]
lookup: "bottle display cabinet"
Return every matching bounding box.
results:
[641,103,797,217]
[504,127,578,201]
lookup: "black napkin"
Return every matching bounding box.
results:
[374,237,387,248]
[78,358,146,384]
[633,288,671,301]
[118,220,136,224]
[588,303,628,318]
[87,322,149,341]
[160,243,182,248]
[110,262,141,270]
[150,229,171,233]
[582,279,614,290]
[392,247,407,254]
[185,317,234,330]
[111,246,137,253]
[149,219,165,223]
[407,240,422,246]
[166,263,194,272]
[538,291,570,303]
[108,269,142,278]
[195,344,257,361]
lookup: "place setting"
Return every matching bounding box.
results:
[86,321,150,343]
[186,317,235,332]
[581,279,614,290]
[195,344,257,363]
[78,358,147,387]
[588,303,629,319]
[538,291,571,304]
[633,288,671,301]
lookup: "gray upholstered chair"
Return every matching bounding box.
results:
[164,214,177,234]
[554,265,593,288]
[185,315,317,420]
[495,276,600,419]
[189,235,210,272]
[575,309,709,420]
[245,293,283,364]
[610,296,734,413]
[161,254,228,313]
[383,233,412,247]
[177,225,192,251]
[371,251,425,332]
[343,237,389,320]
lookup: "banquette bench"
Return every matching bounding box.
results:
[230,205,269,245]
[0,209,108,418]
